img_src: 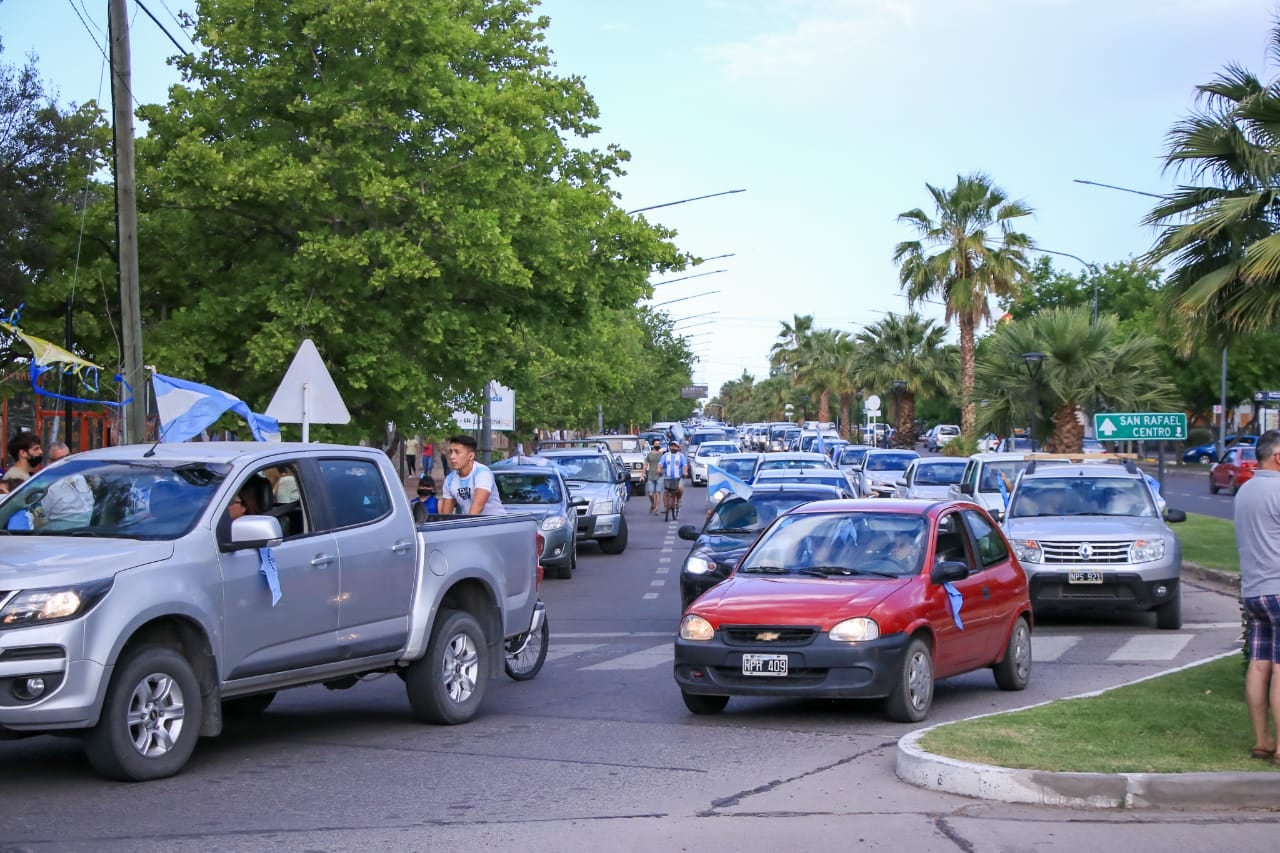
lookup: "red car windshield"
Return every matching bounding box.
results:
[738,512,927,578]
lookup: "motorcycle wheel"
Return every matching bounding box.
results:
[504,614,549,681]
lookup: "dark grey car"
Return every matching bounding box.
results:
[492,462,577,578]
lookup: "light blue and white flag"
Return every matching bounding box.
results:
[152,371,280,443]
[707,463,752,504]
[813,431,826,456]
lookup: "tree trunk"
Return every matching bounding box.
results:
[1046,402,1084,453]
[898,394,917,447]
[958,313,977,436]
[817,390,831,424]
[838,392,853,439]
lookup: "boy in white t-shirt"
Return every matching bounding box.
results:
[440,435,506,515]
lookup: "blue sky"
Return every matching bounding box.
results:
[2,0,1271,401]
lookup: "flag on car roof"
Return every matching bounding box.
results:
[151,371,280,443]
[708,463,752,504]
[813,431,826,455]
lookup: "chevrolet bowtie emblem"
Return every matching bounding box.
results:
[756,631,781,641]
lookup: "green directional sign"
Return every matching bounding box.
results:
[1093,412,1187,441]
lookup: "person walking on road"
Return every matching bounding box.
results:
[405,436,419,477]
[644,440,664,515]
[1234,427,1280,764]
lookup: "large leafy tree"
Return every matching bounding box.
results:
[894,173,1034,436]
[973,308,1177,452]
[1144,21,1280,345]
[854,313,955,446]
[129,0,683,437]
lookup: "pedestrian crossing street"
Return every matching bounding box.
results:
[544,624,1241,673]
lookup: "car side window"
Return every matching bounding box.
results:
[934,512,972,567]
[962,510,1008,568]
[318,459,391,529]
[903,461,916,485]
[961,461,977,490]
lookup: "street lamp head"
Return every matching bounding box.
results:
[891,379,907,393]
[1021,351,1046,375]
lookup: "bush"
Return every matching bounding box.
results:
[944,435,978,457]
[1186,427,1213,448]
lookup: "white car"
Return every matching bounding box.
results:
[690,441,739,486]
[928,424,960,452]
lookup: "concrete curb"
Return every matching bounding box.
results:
[895,651,1280,809]
[1183,560,1240,594]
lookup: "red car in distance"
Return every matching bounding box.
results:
[673,499,1032,722]
[1209,445,1257,495]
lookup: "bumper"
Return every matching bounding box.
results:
[674,632,912,699]
[539,526,575,568]
[1027,568,1180,613]
[576,512,623,541]
[0,621,107,732]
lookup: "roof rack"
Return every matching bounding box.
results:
[1023,452,1139,476]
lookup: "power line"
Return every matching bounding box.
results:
[135,0,192,55]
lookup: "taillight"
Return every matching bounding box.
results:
[535,531,545,559]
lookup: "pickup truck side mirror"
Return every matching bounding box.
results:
[895,478,907,487]
[959,483,974,496]
[678,524,700,541]
[570,496,589,507]
[1164,507,1187,523]
[228,515,283,550]
[617,469,629,484]
[931,560,970,584]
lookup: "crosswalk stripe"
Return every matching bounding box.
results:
[583,643,672,671]
[1032,635,1082,662]
[545,643,605,662]
[1107,634,1194,662]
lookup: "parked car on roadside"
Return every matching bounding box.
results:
[674,497,1033,722]
[1209,445,1258,495]
[492,462,577,578]
[927,425,960,452]
[1183,433,1258,465]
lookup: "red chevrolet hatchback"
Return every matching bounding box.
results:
[673,499,1032,722]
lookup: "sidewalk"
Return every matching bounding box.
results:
[896,645,1280,809]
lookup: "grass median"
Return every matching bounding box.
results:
[920,655,1273,773]
[1177,512,1238,574]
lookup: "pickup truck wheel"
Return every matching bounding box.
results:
[405,609,488,725]
[1155,589,1182,630]
[598,517,628,555]
[222,692,276,717]
[83,645,203,782]
[884,637,933,723]
[992,617,1032,691]
[682,692,728,714]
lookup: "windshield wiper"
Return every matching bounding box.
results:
[739,565,790,574]
[709,527,756,534]
[800,566,900,578]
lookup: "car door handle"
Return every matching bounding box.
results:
[311,554,336,567]
[982,586,991,598]
[390,541,413,554]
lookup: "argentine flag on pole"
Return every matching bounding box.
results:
[707,463,753,506]
[152,371,280,443]
[813,431,826,456]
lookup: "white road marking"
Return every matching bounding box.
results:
[657,556,672,564]
[642,593,659,600]
[583,643,672,671]
[557,632,672,638]
[650,579,666,586]
[656,566,670,574]
[1181,622,1242,630]
[1032,634,1082,662]
[544,643,605,662]
[1107,634,1194,662]
[661,547,673,554]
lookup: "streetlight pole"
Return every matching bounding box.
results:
[1030,247,1100,324]
[1022,352,1046,450]
[626,189,746,216]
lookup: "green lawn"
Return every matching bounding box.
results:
[921,656,1272,773]
[1177,512,1238,574]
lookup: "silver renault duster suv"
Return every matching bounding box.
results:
[1001,460,1187,629]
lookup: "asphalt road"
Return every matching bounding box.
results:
[0,492,1269,852]
[1152,463,1235,521]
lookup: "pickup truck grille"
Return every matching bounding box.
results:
[630,461,644,470]
[1040,541,1134,564]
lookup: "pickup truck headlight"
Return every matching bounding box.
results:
[592,499,616,516]
[0,579,113,628]
[829,617,880,642]
[541,515,568,531]
[684,554,715,575]
[1129,538,1166,563]
[679,614,715,641]
[1012,540,1042,564]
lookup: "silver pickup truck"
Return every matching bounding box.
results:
[0,442,539,781]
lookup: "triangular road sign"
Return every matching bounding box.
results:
[266,339,351,426]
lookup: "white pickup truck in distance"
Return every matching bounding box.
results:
[0,442,539,781]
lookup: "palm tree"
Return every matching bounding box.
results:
[973,308,1177,452]
[1143,23,1280,347]
[794,328,850,424]
[769,314,815,385]
[893,174,1034,435]
[854,313,955,446]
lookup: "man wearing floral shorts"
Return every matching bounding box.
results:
[1235,428,1280,764]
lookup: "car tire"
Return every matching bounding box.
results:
[83,645,204,782]
[884,637,933,723]
[1155,588,1182,630]
[1231,477,1240,496]
[992,616,1032,691]
[404,608,488,725]
[681,691,728,715]
[1209,476,1220,494]
[1197,454,1212,465]
[598,516,628,554]
[222,691,276,717]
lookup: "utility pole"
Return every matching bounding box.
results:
[480,382,493,465]
[109,0,146,444]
